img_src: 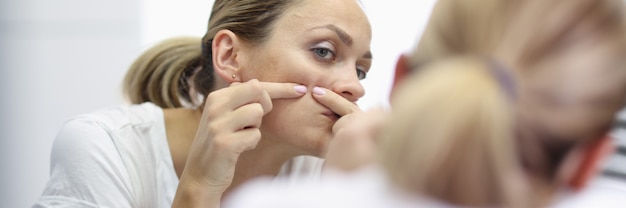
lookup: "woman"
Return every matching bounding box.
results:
[34,0,372,207]
[223,0,626,207]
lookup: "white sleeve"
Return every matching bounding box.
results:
[33,117,135,208]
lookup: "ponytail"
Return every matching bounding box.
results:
[122,36,203,108]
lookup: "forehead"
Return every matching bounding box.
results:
[276,0,372,42]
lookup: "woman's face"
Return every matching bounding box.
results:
[239,0,372,156]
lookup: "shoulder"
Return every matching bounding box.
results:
[53,102,162,153]
[66,102,162,131]
[39,102,167,207]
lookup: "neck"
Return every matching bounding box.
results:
[164,108,202,178]
[224,138,298,197]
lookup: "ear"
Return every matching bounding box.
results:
[568,135,615,191]
[390,54,411,102]
[212,29,243,83]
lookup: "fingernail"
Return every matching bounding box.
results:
[294,85,307,94]
[313,87,326,96]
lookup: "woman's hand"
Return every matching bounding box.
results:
[173,79,306,208]
[324,108,388,172]
[311,87,388,172]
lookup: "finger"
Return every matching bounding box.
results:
[226,103,265,130]
[223,79,302,111]
[212,128,262,155]
[213,79,267,111]
[258,90,273,115]
[332,108,389,138]
[231,128,262,153]
[332,112,359,134]
[259,81,308,99]
[312,86,362,116]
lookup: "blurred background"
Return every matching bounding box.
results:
[0,0,437,207]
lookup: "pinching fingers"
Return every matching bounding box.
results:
[311,86,362,117]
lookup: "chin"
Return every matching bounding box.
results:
[293,127,334,157]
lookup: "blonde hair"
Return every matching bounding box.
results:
[122,36,202,108]
[409,0,512,68]
[380,0,626,206]
[123,1,304,108]
[381,57,522,207]
[196,0,302,97]
[411,0,626,181]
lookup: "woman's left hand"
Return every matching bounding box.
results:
[311,87,388,171]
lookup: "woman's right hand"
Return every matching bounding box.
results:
[173,79,306,208]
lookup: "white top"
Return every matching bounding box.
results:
[33,102,324,208]
[222,165,460,208]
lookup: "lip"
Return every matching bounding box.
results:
[321,109,340,121]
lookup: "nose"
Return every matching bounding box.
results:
[330,71,365,103]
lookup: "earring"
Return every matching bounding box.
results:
[232,74,237,80]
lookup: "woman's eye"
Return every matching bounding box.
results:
[356,69,366,80]
[312,47,336,62]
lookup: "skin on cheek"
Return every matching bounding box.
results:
[260,92,335,156]
[250,49,325,87]
[241,47,289,83]
[240,54,274,82]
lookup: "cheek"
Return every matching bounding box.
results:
[240,55,277,81]
[262,99,301,133]
[255,61,330,87]
[268,93,331,129]
[261,96,335,155]
[241,48,330,86]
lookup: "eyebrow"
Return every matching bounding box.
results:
[363,51,373,59]
[309,24,373,59]
[313,24,353,46]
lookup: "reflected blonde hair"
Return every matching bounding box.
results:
[382,0,626,206]
[381,57,521,207]
[411,0,626,183]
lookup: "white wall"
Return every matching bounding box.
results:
[0,0,436,207]
[358,0,436,109]
[0,0,142,207]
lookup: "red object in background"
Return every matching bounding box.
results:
[390,54,411,102]
[569,134,615,191]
